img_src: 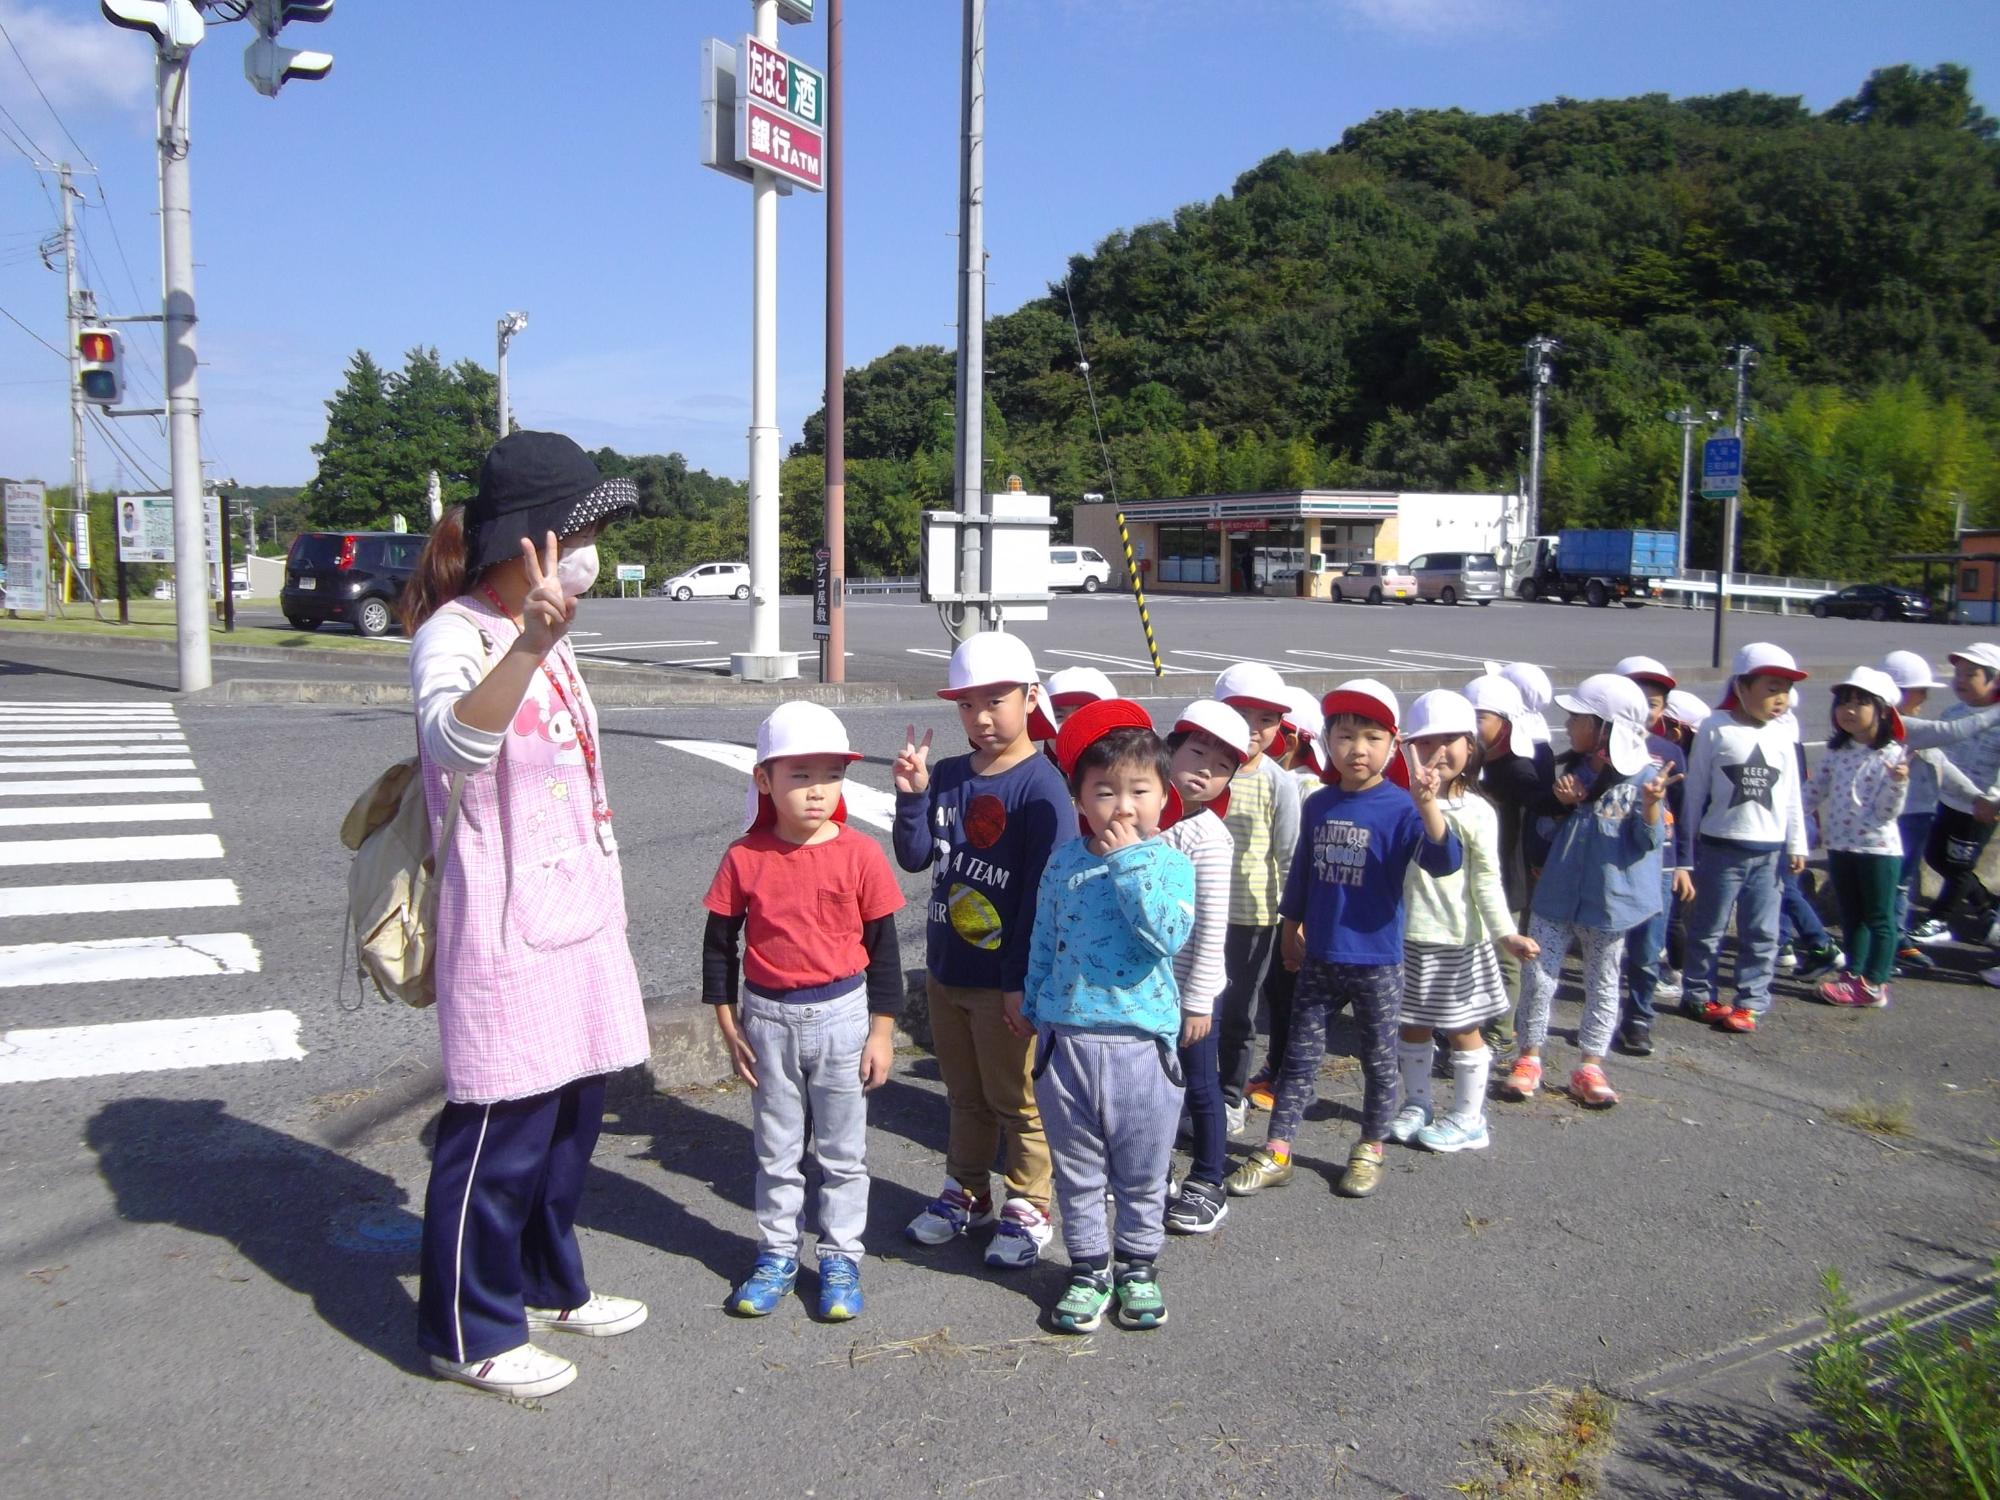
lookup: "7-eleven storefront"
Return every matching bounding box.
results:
[1071,489,1512,595]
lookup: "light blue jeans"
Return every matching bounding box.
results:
[742,986,871,1263]
[1685,842,1783,1015]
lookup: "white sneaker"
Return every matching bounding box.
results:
[982,1197,1052,1270]
[429,1342,576,1400]
[904,1177,997,1246]
[1980,965,2000,990]
[1655,967,1683,1002]
[1223,1100,1248,1137]
[525,1292,648,1338]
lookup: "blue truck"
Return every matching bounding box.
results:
[1515,529,1679,607]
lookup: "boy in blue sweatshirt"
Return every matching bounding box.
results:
[1227,679,1462,1202]
[1022,700,1196,1334]
[894,632,1078,1269]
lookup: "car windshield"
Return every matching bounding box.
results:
[1465,554,1497,569]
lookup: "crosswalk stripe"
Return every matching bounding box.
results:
[0,777,204,797]
[0,802,214,828]
[0,700,177,708]
[0,1009,303,1083]
[656,738,898,832]
[0,878,241,918]
[0,732,186,743]
[0,833,224,865]
[0,757,197,772]
[0,930,261,988]
[22,709,179,719]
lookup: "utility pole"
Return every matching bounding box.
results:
[952,0,989,633]
[820,0,844,682]
[1523,335,1557,543]
[1711,343,1757,669]
[158,26,211,692]
[59,164,94,611]
[1666,405,1718,608]
[496,310,527,437]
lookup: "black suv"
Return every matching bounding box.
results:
[282,531,423,636]
[1808,582,1932,623]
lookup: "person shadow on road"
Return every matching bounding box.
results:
[85,1097,425,1374]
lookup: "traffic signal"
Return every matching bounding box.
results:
[245,0,333,97]
[77,327,125,407]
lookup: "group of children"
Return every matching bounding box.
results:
[699,631,2000,1335]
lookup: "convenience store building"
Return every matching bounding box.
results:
[1070,488,1520,594]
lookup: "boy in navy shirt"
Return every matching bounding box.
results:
[1225,680,1461,1201]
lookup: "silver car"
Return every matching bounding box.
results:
[1408,550,1502,606]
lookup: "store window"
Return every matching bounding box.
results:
[1159,526,1220,584]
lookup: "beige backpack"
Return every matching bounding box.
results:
[339,759,466,1007]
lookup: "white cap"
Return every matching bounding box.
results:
[1279,686,1323,740]
[1666,689,1712,729]
[1402,689,1477,741]
[1614,655,1677,689]
[755,700,862,766]
[1465,671,1533,745]
[1500,661,1553,747]
[1948,642,2000,673]
[1212,661,1290,714]
[1553,673,1654,776]
[1320,678,1399,735]
[1729,641,1808,683]
[1835,665,1902,706]
[1045,666,1118,706]
[1879,650,1946,690]
[1172,699,1252,763]
[936,631,1039,699]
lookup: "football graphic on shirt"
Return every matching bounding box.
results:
[946,883,1003,950]
[962,794,1008,850]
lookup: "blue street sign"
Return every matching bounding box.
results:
[1701,435,1741,500]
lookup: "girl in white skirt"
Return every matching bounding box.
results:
[1392,691,1540,1153]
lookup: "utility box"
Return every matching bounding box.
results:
[922,492,1055,622]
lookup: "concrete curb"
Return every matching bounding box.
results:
[312,979,934,1152]
[0,624,412,673]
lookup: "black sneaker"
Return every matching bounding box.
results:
[1617,1020,1654,1057]
[1793,942,1846,983]
[1895,943,1936,974]
[1164,1178,1229,1235]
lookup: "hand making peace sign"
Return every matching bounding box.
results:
[517,531,576,658]
[1641,767,1684,809]
[894,724,935,795]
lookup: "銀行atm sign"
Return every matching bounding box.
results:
[743,35,823,129]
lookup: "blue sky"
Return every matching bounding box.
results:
[2,0,1996,490]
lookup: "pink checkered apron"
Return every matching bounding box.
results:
[417,599,649,1104]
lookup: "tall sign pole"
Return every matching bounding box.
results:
[820,0,844,682]
[952,0,989,633]
[159,32,211,691]
[1522,335,1556,544]
[1706,345,1754,668]
[60,164,94,607]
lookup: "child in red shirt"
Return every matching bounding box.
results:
[704,702,904,1322]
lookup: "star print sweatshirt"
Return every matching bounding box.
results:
[1684,713,1809,859]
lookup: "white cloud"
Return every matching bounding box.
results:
[1339,0,1516,38]
[0,1,153,118]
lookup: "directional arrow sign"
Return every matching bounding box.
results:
[1701,435,1742,500]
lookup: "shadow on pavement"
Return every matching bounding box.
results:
[84,1097,424,1374]
[1608,1390,1828,1499]
[0,654,176,694]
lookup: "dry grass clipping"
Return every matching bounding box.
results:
[823,1326,1093,1375]
[1455,1385,1618,1499]
[1829,1097,1913,1138]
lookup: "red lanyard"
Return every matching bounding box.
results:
[483,587,612,829]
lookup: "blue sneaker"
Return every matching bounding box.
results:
[728,1253,797,1317]
[816,1253,863,1321]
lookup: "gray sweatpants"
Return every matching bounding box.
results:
[1033,1026,1184,1262]
[742,987,870,1263]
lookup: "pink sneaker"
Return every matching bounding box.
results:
[1569,1063,1619,1109]
[1816,974,1863,1006]
[1826,978,1889,1009]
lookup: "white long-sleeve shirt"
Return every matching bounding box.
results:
[1931,701,2000,815]
[410,602,513,773]
[1160,809,1234,1017]
[1403,792,1517,947]
[1685,713,1808,858]
[1806,742,1909,855]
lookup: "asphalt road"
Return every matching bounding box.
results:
[4,632,1999,1497]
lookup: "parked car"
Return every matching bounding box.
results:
[1049,545,1112,592]
[1331,560,1417,604]
[1809,583,1932,622]
[659,561,750,600]
[1408,550,1503,606]
[281,531,422,636]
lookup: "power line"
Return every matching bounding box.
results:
[0,300,65,359]
[0,95,52,163]
[0,18,96,170]
[87,409,166,492]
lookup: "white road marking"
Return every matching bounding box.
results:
[0,700,176,708]
[1047,648,1190,675]
[0,732,186,743]
[1169,648,1308,675]
[1285,647,1431,672]
[1387,648,1530,667]
[0,930,261,988]
[905,647,955,662]
[574,639,720,653]
[0,757,197,771]
[0,1008,303,1083]
[0,833,224,865]
[0,777,204,797]
[0,802,213,828]
[656,738,897,832]
[19,713,179,723]
[0,878,240,918]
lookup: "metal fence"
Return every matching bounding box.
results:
[845,575,918,595]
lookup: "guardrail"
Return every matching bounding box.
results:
[1658,569,1840,615]
[846,575,919,594]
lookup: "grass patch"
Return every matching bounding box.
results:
[823,1326,1093,1375]
[0,604,403,653]
[1830,1098,1914,1138]
[1455,1386,1617,1499]
[1793,1267,2000,1498]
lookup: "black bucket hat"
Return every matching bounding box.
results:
[463,430,638,574]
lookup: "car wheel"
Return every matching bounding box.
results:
[1083,575,1100,593]
[1585,581,1609,608]
[355,597,393,638]
[1869,603,1888,622]
[1517,579,1538,602]
[1332,586,1343,602]
[286,615,319,632]
[1811,601,1829,619]
[675,586,693,601]
[1367,587,1382,605]
[1477,599,1492,607]
[1623,600,1645,609]
[733,584,750,600]
[1441,586,1457,606]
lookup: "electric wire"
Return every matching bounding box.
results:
[1061,275,1121,509]
[0,300,65,359]
[0,18,96,170]
[87,408,166,493]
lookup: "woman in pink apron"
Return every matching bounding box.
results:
[402,431,651,1400]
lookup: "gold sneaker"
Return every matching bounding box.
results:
[1335,1142,1385,1198]
[1223,1147,1294,1197]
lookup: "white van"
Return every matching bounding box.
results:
[1049,546,1112,592]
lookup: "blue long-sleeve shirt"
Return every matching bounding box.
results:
[1530,763,1666,930]
[893,750,1077,992]
[1023,838,1196,1043]
[1278,780,1463,966]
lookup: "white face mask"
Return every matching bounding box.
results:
[555,541,599,598]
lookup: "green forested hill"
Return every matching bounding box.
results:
[799,64,2000,581]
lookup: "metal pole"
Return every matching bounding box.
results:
[734,0,792,680]
[1523,336,1553,543]
[1672,408,1693,582]
[1711,344,1755,670]
[496,326,509,438]
[61,165,92,609]
[953,0,988,631]
[159,46,211,692]
[822,0,845,683]
[219,492,234,632]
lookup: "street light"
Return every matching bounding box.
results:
[496,310,528,438]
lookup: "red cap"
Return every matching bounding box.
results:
[1055,698,1155,780]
